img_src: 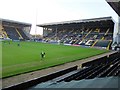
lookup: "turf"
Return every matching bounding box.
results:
[2,41,108,78]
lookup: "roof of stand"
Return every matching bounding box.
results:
[106,0,120,16]
[0,18,31,27]
[37,16,114,27]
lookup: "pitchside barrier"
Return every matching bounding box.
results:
[82,51,120,68]
[2,66,78,90]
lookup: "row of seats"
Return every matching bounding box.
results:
[52,52,120,82]
[4,26,19,40]
[3,26,29,40]
[94,40,112,47]
[28,52,119,89]
[27,53,119,89]
[17,28,29,40]
[43,28,113,48]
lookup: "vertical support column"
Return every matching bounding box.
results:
[55,27,57,41]
[43,28,45,37]
[118,16,120,44]
[0,20,2,31]
[23,26,31,39]
[0,19,2,89]
[35,26,37,39]
[43,28,48,37]
[0,20,2,38]
[0,41,1,90]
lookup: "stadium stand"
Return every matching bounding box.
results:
[0,18,31,40]
[16,28,29,40]
[37,17,114,50]
[3,26,19,40]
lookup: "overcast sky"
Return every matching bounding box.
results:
[0,0,118,35]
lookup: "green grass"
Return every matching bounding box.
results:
[2,41,108,78]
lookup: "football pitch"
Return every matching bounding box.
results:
[2,41,108,78]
